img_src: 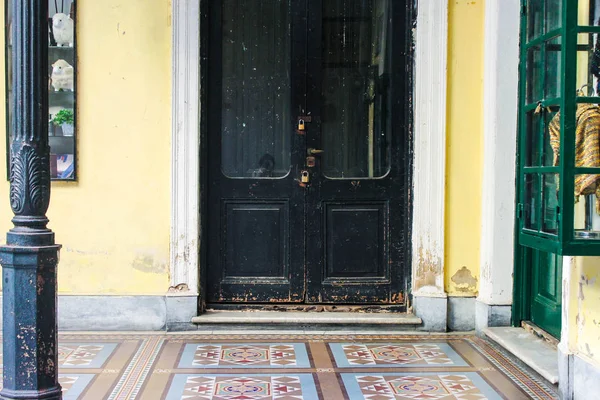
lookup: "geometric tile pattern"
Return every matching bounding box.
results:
[58,343,118,368]
[179,344,311,368]
[108,337,164,400]
[0,334,559,399]
[59,345,103,366]
[165,374,318,399]
[0,374,95,400]
[343,373,500,400]
[60,374,96,400]
[330,343,469,368]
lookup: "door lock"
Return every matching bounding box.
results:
[301,170,310,183]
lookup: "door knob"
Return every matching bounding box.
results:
[308,148,324,155]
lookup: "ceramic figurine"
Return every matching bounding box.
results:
[52,13,74,47]
[51,59,74,92]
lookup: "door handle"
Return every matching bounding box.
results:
[308,148,324,155]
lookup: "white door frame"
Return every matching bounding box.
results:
[170,0,453,320]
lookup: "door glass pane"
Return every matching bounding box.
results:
[577,33,596,95]
[221,0,291,178]
[524,174,541,231]
[544,106,560,167]
[545,36,562,99]
[578,0,600,26]
[526,46,542,104]
[547,0,562,32]
[527,0,543,41]
[525,110,541,167]
[574,175,600,239]
[321,0,391,179]
[542,173,559,234]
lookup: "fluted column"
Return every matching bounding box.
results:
[0,0,62,398]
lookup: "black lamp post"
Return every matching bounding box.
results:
[0,0,62,398]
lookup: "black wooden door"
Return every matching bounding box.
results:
[304,0,410,304]
[207,0,410,305]
[206,0,307,303]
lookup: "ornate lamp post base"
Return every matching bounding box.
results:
[0,388,62,400]
[0,244,62,400]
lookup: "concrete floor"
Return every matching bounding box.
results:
[0,332,557,399]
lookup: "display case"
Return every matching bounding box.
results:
[518,0,600,254]
[5,0,76,180]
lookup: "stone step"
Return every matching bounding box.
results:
[191,311,422,328]
[483,327,559,384]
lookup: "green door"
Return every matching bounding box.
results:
[520,247,562,339]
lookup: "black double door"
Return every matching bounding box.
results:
[206,0,411,305]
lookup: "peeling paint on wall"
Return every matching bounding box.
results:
[572,256,600,366]
[450,266,478,293]
[132,253,168,274]
[414,244,443,292]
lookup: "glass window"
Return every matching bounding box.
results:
[5,0,77,180]
[578,0,600,26]
[220,0,292,179]
[518,0,600,253]
[321,0,392,179]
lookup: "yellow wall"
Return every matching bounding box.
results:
[445,0,485,296]
[569,257,600,368]
[0,0,486,298]
[0,0,172,294]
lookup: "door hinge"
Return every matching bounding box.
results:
[517,203,524,220]
[556,206,561,222]
[521,3,526,16]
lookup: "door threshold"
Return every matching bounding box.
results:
[191,310,422,326]
[521,321,559,346]
[483,327,558,385]
[206,303,406,313]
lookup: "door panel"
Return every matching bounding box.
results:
[223,201,289,279]
[530,248,562,338]
[324,202,389,281]
[305,0,409,304]
[207,0,306,303]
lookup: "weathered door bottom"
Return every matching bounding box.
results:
[206,303,407,313]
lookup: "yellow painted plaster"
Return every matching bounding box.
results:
[445,0,484,296]
[570,257,600,367]
[0,0,172,294]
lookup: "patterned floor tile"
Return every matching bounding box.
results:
[341,372,501,400]
[330,343,468,367]
[0,374,95,399]
[59,343,118,368]
[178,344,311,368]
[165,374,318,399]
[0,334,558,399]
[60,374,96,400]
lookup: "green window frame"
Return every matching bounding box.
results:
[518,0,600,255]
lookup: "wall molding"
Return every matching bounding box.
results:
[411,0,448,297]
[478,0,520,306]
[172,0,452,305]
[559,256,575,399]
[170,0,201,295]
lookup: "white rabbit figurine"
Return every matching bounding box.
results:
[51,59,74,92]
[52,13,74,47]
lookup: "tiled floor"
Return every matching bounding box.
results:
[0,333,558,399]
